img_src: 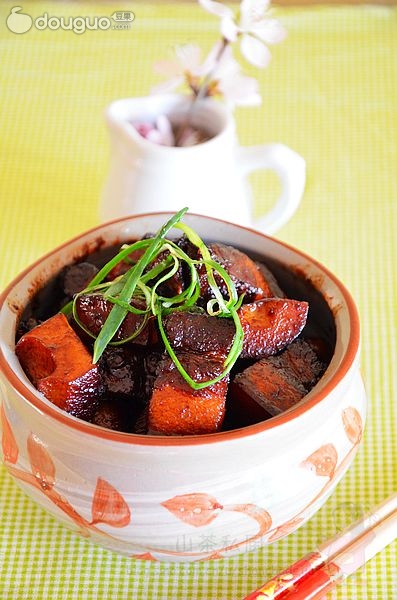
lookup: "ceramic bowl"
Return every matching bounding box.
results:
[0,213,366,562]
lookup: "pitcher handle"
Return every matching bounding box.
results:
[238,143,306,235]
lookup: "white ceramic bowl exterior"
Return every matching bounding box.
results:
[0,214,366,562]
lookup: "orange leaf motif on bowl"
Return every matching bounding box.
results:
[227,503,272,537]
[161,493,223,527]
[267,515,305,543]
[132,552,158,561]
[301,443,338,479]
[27,432,56,490]
[0,403,18,464]
[91,477,131,527]
[342,407,363,445]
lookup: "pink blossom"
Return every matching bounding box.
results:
[199,0,286,68]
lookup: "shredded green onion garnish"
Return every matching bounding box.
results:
[63,208,244,389]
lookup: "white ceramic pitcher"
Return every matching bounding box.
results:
[100,94,306,234]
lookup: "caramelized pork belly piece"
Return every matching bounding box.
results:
[230,360,305,425]
[92,399,130,432]
[238,298,308,359]
[74,293,150,345]
[150,311,234,434]
[15,313,100,420]
[148,354,228,435]
[162,311,235,355]
[94,347,152,433]
[98,347,144,401]
[184,241,273,303]
[229,339,327,425]
[92,397,148,434]
[256,262,286,298]
[278,338,327,390]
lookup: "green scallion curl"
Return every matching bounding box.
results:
[64,208,245,389]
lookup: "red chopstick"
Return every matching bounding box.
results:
[243,492,397,599]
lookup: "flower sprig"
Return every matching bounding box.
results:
[136,0,286,146]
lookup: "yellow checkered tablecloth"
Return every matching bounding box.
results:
[1,2,397,598]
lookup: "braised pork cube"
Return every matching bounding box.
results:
[74,293,150,345]
[92,400,130,432]
[230,358,306,425]
[279,338,327,389]
[256,262,286,298]
[150,311,235,434]
[93,397,147,433]
[15,313,100,420]
[148,353,228,435]
[229,338,327,425]
[61,262,99,298]
[99,347,144,402]
[162,311,235,356]
[96,348,151,432]
[239,298,308,359]
[187,242,273,303]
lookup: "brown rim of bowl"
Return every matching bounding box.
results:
[0,212,360,447]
